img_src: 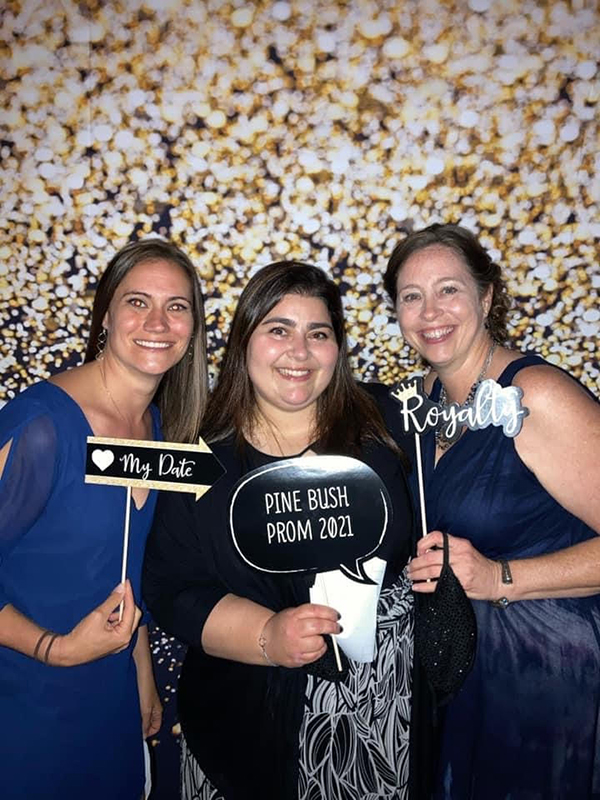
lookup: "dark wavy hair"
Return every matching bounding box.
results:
[384,223,512,344]
[84,238,208,443]
[203,260,400,456]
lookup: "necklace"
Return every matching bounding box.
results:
[435,341,496,452]
[99,362,130,427]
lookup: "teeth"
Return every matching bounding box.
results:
[135,340,171,349]
[278,368,310,377]
[422,328,452,341]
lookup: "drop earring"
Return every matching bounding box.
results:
[96,327,107,360]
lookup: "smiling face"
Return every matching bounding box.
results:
[246,293,339,420]
[395,245,491,372]
[102,258,194,379]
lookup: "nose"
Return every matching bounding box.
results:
[288,332,309,361]
[420,293,441,321]
[144,304,169,332]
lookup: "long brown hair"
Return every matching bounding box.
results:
[203,261,399,456]
[384,223,512,344]
[84,238,208,442]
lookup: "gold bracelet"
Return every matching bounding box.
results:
[258,623,278,667]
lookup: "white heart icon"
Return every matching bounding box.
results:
[92,449,115,472]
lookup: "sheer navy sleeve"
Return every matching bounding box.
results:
[0,409,58,609]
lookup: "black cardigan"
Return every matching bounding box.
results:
[143,433,416,800]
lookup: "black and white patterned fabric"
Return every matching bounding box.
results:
[181,574,413,800]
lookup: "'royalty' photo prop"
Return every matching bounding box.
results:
[85,436,226,617]
[390,376,529,444]
[389,376,529,535]
[229,455,391,584]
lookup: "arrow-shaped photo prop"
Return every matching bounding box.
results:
[229,455,392,668]
[389,376,529,536]
[86,436,226,617]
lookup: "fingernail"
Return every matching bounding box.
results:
[114,582,125,593]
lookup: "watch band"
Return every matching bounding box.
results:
[499,558,513,585]
[491,559,513,609]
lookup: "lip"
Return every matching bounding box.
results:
[419,326,454,344]
[276,367,312,380]
[134,339,173,350]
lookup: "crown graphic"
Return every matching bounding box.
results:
[390,379,419,405]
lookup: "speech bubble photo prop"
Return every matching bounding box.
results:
[389,375,529,537]
[85,436,225,618]
[229,455,391,585]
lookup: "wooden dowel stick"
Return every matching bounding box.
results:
[118,486,132,622]
[414,433,428,539]
[318,573,343,672]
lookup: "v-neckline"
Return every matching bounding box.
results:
[45,381,154,512]
[429,358,517,471]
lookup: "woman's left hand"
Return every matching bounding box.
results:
[139,679,163,738]
[407,530,500,600]
[133,625,163,738]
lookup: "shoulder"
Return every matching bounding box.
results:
[203,436,240,470]
[512,361,598,416]
[511,360,599,469]
[359,380,401,422]
[0,382,60,435]
[360,381,389,401]
[0,384,62,478]
[358,381,416,465]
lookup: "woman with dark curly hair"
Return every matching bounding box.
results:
[383,223,600,799]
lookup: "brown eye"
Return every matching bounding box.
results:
[400,292,421,304]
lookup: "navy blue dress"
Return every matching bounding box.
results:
[423,355,600,799]
[0,382,160,799]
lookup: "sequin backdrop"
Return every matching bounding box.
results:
[1,0,599,795]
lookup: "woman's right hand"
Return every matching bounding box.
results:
[51,580,142,666]
[260,603,341,668]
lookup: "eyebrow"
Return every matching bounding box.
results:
[260,315,334,330]
[122,290,191,301]
[398,276,468,289]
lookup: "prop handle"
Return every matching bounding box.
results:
[118,486,132,622]
[318,573,343,672]
[414,433,428,539]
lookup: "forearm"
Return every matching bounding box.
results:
[0,603,49,658]
[133,625,155,684]
[134,624,163,737]
[496,537,600,602]
[201,593,274,665]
